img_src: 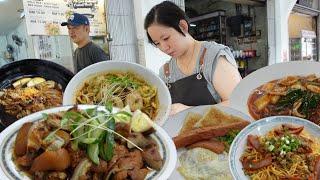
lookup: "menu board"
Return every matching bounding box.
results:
[22,0,107,36]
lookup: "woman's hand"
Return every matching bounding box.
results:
[170,103,191,116]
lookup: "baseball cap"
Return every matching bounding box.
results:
[61,13,90,26]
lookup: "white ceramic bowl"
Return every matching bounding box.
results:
[63,61,171,126]
[0,105,177,180]
[230,61,320,118]
[229,116,320,180]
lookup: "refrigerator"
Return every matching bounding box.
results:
[290,30,317,61]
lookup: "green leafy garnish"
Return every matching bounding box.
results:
[45,107,142,164]
[276,88,320,118]
[300,91,320,117]
[105,101,113,113]
[264,134,301,156]
[277,89,303,108]
[105,73,140,89]
[218,130,240,146]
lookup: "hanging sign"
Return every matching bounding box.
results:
[22,0,107,36]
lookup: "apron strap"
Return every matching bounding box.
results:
[197,48,207,79]
[163,62,171,88]
[164,62,170,78]
[163,47,207,79]
[199,48,207,67]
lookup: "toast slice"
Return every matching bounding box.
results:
[179,112,203,135]
[195,107,246,128]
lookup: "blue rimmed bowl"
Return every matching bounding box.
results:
[229,116,320,180]
[0,105,177,180]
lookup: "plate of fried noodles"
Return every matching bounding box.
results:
[229,116,320,180]
[63,61,171,126]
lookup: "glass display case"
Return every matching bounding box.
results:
[290,30,317,61]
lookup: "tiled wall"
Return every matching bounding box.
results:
[107,0,137,62]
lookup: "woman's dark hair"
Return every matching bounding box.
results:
[144,1,190,45]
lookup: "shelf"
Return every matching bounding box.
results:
[190,14,226,45]
[235,56,260,60]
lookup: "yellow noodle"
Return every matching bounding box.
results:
[76,72,159,119]
[242,129,320,179]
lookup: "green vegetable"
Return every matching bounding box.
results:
[84,108,97,117]
[105,73,140,89]
[218,130,240,146]
[104,118,115,161]
[48,107,142,165]
[87,144,99,164]
[267,144,275,151]
[81,138,98,144]
[114,106,132,123]
[43,128,59,143]
[277,89,303,108]
[87,143,99,165]
[105,102,113,113]
[300,91,320,117]
[64,111,85,122]
[264,134,301,156]
[276,88,320,118]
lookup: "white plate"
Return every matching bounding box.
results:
[0,105,177,180]
[229,116,320,180]
[63,61,171,126]
[230,61,320,117]
[162,104,253,179]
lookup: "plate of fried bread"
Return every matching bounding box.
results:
[162,104,253,179]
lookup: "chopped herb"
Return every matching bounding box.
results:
[218,130,240,145]
[264,134,301,156]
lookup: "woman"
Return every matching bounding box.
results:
[144,1,242,115]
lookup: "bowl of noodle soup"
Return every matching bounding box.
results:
[63,61,171,126]
[229,116,320,180]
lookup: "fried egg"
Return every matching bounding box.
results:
[177,148,232,180]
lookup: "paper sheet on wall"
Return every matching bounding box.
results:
[22,0,107,36]
[33,36,55,60]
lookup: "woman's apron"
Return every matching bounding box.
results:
[164,48,217,106]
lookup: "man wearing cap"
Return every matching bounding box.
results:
[61,13,108,73]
